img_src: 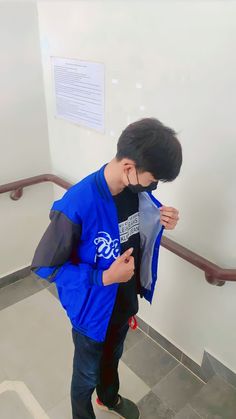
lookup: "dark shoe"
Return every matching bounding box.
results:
[96,394,140,419]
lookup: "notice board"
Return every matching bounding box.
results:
[51,57,105,133]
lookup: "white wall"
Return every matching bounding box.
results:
[13,0,236,371]
[0,2,52,277]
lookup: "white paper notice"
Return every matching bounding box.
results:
[51,57,105,133]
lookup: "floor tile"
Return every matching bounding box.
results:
[0,289,71,379]
[118,359,150,403]
[174,404,203,418]
[149,325,182,362]
[0,268,31,289]
[182,353,206,382]
[203,352,236,390]
[0,390,33,419]
[136,316,149,334]
[137,391,175,419]
[152,364,204,413]
[0,275,44,310]
[123,326,146,353]
[0,365,7,383]
[20,343,73,412]
[92,390,120,419]
[47,347,150,417]
[2,275,234,419]
[122,336,178,387]
[47,395,72,419]
[48,359,150,418]
[35,275,51,289]
[190,375,236,419]
[47,283,59,299]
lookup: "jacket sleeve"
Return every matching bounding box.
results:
[30,208,105,287]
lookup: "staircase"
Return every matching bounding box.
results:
[0,273,236,418]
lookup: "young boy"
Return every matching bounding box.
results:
[30,117,182,419]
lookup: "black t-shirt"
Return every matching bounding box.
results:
[109,186,141,325]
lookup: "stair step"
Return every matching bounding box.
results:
[188,374,236,418]
[173,404,202,418]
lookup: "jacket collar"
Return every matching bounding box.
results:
[95,163,159,205]
[95,163,113,201]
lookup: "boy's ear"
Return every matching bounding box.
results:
[122,159,136,172]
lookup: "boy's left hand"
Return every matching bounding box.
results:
[160,206,179,230]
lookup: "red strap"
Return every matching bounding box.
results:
[128,315,138,330]
[96,397,104,406]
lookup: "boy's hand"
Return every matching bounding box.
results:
[102,247,135,286]
[160,206,179,230]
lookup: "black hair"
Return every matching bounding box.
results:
[116,117,182,182]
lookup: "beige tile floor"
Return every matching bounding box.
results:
[0,286,151,418]
[1,278,236,418]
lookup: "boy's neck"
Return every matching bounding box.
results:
[104,158,126,196]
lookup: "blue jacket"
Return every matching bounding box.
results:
[31,163,165,342]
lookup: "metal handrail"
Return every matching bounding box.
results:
[1,174,235,286]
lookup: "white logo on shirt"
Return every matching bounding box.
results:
[119,212,139,243]
[94,231,120,260]
[94,212,139,261]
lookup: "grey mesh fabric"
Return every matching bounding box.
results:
[139,192,162,291]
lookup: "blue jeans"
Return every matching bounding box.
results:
[70,320,130,419]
